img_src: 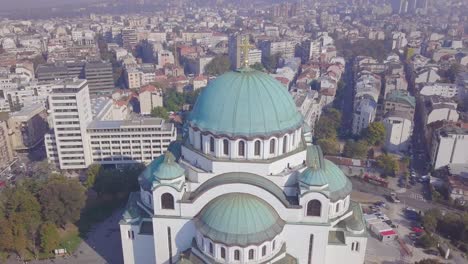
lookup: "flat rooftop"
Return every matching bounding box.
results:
[87,118,173,130]
[10,104,45,120]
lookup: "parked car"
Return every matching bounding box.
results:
[423,249,440,256]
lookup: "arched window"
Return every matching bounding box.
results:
[209,242,214,255]
[248,249,255,260]
[254,140,261,156]
[262,245,267,256]
[223,139,229,155]
[272,240,276,250]
[161,193,175,209]
[238,141,245,157]
[234,249,240,261]
[209,136,215,152]
[282,136,288,154]
[221,247,226,259]
[199,133,203,151]
[306,200,321,216]
[336,203,340,213]
[269,139,276,154]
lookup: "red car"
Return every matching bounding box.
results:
[412,227,424,233]
[0,181,6,188]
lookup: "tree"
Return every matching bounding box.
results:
[363,122,386,146]
[376,154,399,177]
[422,209,441,233]
[317,138,340,155]
[0,218,14,252]
[251,62,265,71]
[314,109,342,141]
[419,233,437,248]
[39,222,60,253]
[204,55,231,76]
[39,176,86,227]
[343,140,369,159]
[85,164,101,189]
[151,106,169,120]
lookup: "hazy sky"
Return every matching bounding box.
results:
[0,0,101,10]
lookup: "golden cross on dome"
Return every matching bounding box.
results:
[239,35,253,68]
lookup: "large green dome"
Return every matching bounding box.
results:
[189,69,303,137]
[299,145,352,201]
[194,193,285,246]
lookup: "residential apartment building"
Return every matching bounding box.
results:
[139,85,163,115]
[261,40,296,60]
[352,96,377,135]
[228,34,263,69]
[431,125,468,169]
[122,28,138,50]
[384,90,416,117]
[420,83,458,98]
[7,104,49,151]
[383,111,413,152]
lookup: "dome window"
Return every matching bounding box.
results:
[306,200,321,217]
[161,193,175,210]
[238,141,245,157]
[248,249,255,260]
[223,139,229,155]
[234,249,240,261]
[220,247,226,259]
[209,242,214,255]
[269,139,276,154]
[209,137,215,153]
[282,136,288,154]
[254,140,261,156]
[262,245,267,256]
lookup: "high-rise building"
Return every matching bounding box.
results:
[45,79,93,170]
[84,61,115,95]
[45,79,177,170]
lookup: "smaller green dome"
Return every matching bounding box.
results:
[299,145,352,201]
[194,193,285,246]
[139,153,185,190]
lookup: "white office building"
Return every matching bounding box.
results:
[45,79,93,170]
[45,79,176,170]
[383,111,413,153]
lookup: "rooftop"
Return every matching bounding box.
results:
[87,118,172,130]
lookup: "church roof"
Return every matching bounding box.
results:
[194,193,285,246]
[139,152,185,190]
[188,69,303,138]
[299,145,352,201]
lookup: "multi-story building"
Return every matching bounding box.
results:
[420,83,458,98]
[84,62,115,95]
[139,85,163,116]
[122,28,138,50]
[87,118,175,165]
[7,104,49,151]
[45,79,93,170]
[261,40,296,60]
[352,96,377,135]
[45,79,176,170]
[0,121,14,172]
[431,125,468,169]
[120,68,367,264]
[421,96,459,126]
[292,89,323,133]
[383,111,413,153]
[384,90,415,117]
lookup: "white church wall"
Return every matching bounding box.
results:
[120,223,156,264]
[325,236,367,264]
[179,183,302,222]
[152,217,195,264]
[282,224,329,264]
